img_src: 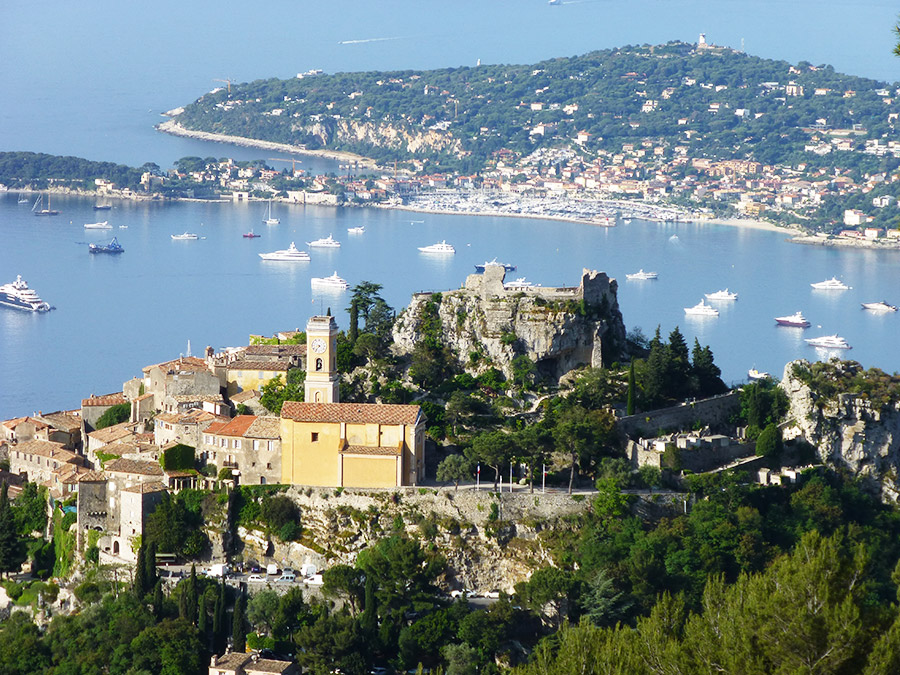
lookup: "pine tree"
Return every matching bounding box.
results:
[626,361,636,416]
[232,592,246,653]
[666,327,690,398]
[0,482,19,578]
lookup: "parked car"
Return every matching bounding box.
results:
[485,590,501,599]
[450,589,473,598]
[248,574,266,582]
[277,572,296,583]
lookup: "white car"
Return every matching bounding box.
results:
[248,574,266,582]
[450,589,473,598]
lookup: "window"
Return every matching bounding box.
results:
[253,440,260,451]
[258,371,264,379]
[266,462,272,470]
[315,358,323,371]
[311,432,319,442]
[233,439,241,450]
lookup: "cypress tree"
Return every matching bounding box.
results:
[349,298,359,345]
[360,574,377,636]
[213,579,226,652]
[145,541,157,588]
[134,545,148,598]
[232,592,246,653]
[0,482,19,579]
[198,593,208,634]
[626,361,636,416]
[180,565,198,625]
[152,579,164,619]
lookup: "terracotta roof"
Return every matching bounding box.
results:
[212,653,252,670]
[77,471,107,483]
[228,359,293,372]
[205,415,257,438]
[164,470,195,478]
[281,402,422,426]
[87,423,135,445]
[58,465,91,484]
[2,416,50,431]
[247,660,296,674]
[37,411,81,433]
[341,445,401,456]
[82,393,126,407]
[246,344,306,357]
[155,409,219,425]
[13,440,78,463]
[133,393,154,402]
[142,356,207,374]
[170,394,223,403]
[104,458,164,476]
[121,481,168,494]
[246,416,280,439]
[231,389,261,404]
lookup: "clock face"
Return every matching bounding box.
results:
[311,338,327,353]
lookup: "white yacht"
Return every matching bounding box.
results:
[748,369,771,380]
[475,258,516,272]
[775,311,810,328]
[263,200,280,225]
[418,240,456,254]
[504,277,535,289]
[307,234,341,248]
[626,269,658,280]
[0,275,51,312]
[171,232,199,240]
[347,226,365,234]
[805,334,852,349]
[84,220,112,230]
[811,277,850,290]
[259,242,310,262]
[862,301,898,312]
[310,271,349,290]
[705,289,738,301]
[684,299,719,317]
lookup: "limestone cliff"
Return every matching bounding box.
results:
[301,119,464,157]
[781,359,900,498]
[392,267,627,382]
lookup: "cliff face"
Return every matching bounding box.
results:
[781,360,900,498]
[392,267,627,382]
[301,119,463,156]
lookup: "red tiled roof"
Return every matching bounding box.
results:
[341,445,401,456]
[142,356,207,374]
[121,481,168,494]
[228,360,292,372]
[230,389,261,404]
[104,458,164,476]
[246,344,307,357]
[207,415,258,437]
[2,416,50,431]
[14,440,77,463]
[281,402,421,426]
[77,471,107,483]
[82,393,126,407]
[87,423,135,444]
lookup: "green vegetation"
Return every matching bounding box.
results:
[791,359,900,409]
[160,443,195,471]
[259,368,306,414]
[94,402,130,430]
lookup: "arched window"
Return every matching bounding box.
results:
[316,358,323,371]
[113,541,120,555]
[315,391,321,403]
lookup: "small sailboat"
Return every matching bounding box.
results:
[17,193,29,204]
[263,199,280,225]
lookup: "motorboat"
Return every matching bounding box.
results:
[93,204,112,211]
[805,334,852,349]
[307,234,341,248]
[504,277,535,289]
[626,269,657,280]
[475,258,516,272]
[418,240,455,254]
[862,301,898,312]
[243,230,261,239]
[88,237,124,254]
[171,232,199,240]
[31,194,59,216]
[811,277,850,290]
[262,199,280,225]
[310,271,349,290]
[748,368,771,380]
[595,215,617,227]
[84,221,112,229]
[684,299,719,317]
[705,289,738,301]
[259,242,310,262]
[0,275,51,312]
[347,226,365,234]
[775,311,810,328]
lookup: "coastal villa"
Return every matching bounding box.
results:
[8,439,84,486]
[200,415,281,485]
[279,316,426,488]
[154,407,225,448]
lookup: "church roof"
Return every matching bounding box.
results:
[281,402,421,426]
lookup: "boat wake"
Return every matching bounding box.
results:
[339,36,403,45]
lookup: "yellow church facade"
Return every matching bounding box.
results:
[279,315,426,488]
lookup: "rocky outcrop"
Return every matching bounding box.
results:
[301,119,463,157]
[393,267,627,382]
[781,359,900,498]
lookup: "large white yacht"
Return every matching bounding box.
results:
[259,242,311,262]
[862,301,898,312]
[805,334,852,349]
[347,226,365,235]
[310,271,349,290]
[684,299,719,317]
[811,277,850,290]
[705,289,738,301]
[626,269,657,280]
[171,232,199,240]
[307,234,341,248]
[504,277,535,289]
[775,311,811,328]
[84,221,112,229]
[0,275,51,312]
[475,258,516,272]
[418,240,456,254]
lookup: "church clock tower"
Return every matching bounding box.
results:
[304,315,340,404]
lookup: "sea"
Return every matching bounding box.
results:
[2,0,900,418]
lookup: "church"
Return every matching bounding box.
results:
[279,315,426,488]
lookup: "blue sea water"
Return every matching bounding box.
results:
[2,0,900,417]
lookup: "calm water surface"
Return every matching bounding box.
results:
[2,194,899,418]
